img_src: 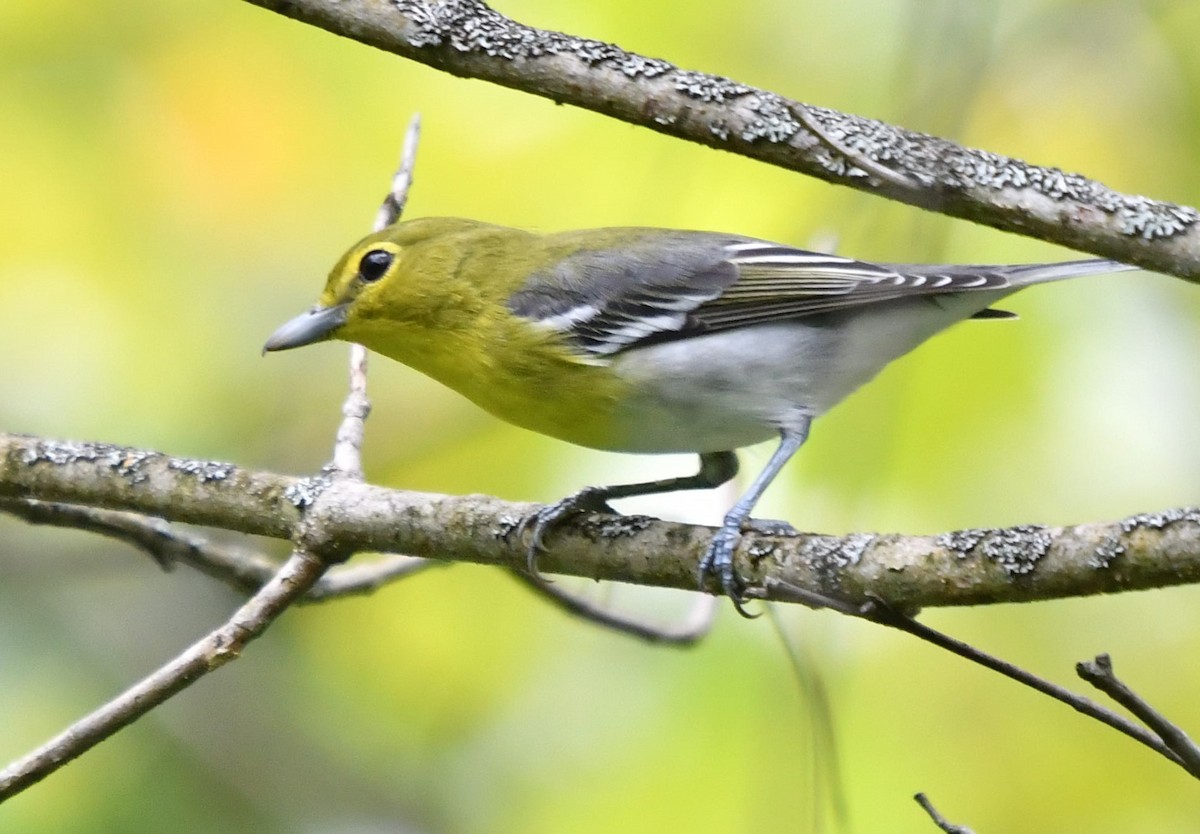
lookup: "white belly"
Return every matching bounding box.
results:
[608,293,1010,453]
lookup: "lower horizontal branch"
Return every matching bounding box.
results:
[3,432,1199,608]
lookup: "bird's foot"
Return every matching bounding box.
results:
[697,524,759,619]
[698,517,798,617]
[519,486,618,576]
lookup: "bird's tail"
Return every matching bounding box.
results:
[1000,258,1137,288]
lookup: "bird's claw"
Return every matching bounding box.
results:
[698,525,759,619]
[518,487,618,576]
[518,502,569,575]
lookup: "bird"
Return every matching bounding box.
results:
[264,216,1135,613]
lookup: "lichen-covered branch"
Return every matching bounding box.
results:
[239,0,1200,282]
[4,432,1199,609]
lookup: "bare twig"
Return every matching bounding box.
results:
[2,497,280,591]
[0,115,431,804]
[857,603,1187,770]
[1077,654,1200,778]
[332,112,423,479]
[788,101,919,193]
[762,578,1193,775]
[509,570,715,645]
[2,496,438,599]
[0,548,327,800]
[914,793,974,834]
[373,112,422,231]
[331,344,371,479]
[308,554,440,599]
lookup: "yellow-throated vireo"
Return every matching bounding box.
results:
[265,217,1133,612]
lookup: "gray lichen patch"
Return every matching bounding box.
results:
[19,439,160,483]
[839,532,876,567]
[672,70,750,103]
[617,54,672,79]
[937,524,1051,578]
[393,0,670,76]
[490,508,650,547]
[740,94,800,144]
[493,513,524,541]
[575,512,653,542]
[1089,534,1127,569]
[745,539,777,562]
[936,528,989,555]
[806,106,1198,239]
[802,532,876,572]
[167,458,235,483]
[980,525,1052,576]
[284,472,336,510]
[1120,506,1200,532]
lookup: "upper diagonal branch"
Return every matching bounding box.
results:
[239,0,1200,281]
[4,432,1199,609]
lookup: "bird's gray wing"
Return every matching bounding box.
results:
[507,232,1067,362]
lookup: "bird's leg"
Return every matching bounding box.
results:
[700,418,811,617]
[522,450,739,575]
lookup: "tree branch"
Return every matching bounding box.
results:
[4,432,1199,610]
[915,793,975,834]
[0,547,328,800]
[0,497,437,599]
[508,570,715,645]
[239,0,1200,281]
[0,114,429,804]
[762,580,1199,777]
[1077,654,1200,777]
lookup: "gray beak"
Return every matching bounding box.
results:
[263,304,349,353]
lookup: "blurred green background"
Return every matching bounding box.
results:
[3,0,1200,830]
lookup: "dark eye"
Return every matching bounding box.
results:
[357,249,394,283]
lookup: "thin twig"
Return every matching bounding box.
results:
[0,548,327,801]
[2,497,279,592]
[914,793,974,834]
[309,554,440,599]
[373,112,422,230]
[1077,654,1200,778]
[0,114,432,804]
[859,601,1186,769]
[331,113,421,479]
[509,569,715,645]
[331,344,371,478]
[1,497,438,600]
[761,579,1191,774]
[789,102,919,193]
